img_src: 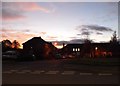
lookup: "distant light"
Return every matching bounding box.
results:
[78,48,80,51]
[73,48,75,51]
[76,49,77,51]
[54,42,57,45]
[95,47,98,50]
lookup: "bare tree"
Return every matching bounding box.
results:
[110,31,118,43]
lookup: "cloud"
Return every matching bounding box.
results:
[76,24,113,37]
[14,2,50,13]
[96,32,103,35]
[76,26,93,36]
[79,25,113,32]
[2,8,25,21]
[2,2,51,21]
[1,28,31,33]
[81,31,90,36]
[0,28,37,44]
[45,36,58,41]
[0,28,14,32]
[69,39,84,44]
[69,37,77,39]
[40,32,47,35]
[22,29,30,32]
[50,39,85,46]
[0,28,59,45]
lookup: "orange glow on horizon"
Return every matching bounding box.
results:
[54,42,57,45]
[53,42,63,49]
[55,45,63,49]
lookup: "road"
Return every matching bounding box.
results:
[2,59,119,85]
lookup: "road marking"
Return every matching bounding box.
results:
[16,71,26,74]
[45,71,59,74]
[98,73,112,76]
[30,70,45,74]
[62,71,75,75]
[80,73,93,75]
[3,71,13,74]
[10,70,18,72]
[22,70,31,72]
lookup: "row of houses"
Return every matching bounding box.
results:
[22,37,120,60]
[61,42,120,58]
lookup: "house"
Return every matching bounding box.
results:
[22,37,57,60]
[61,42,120,58]
[90,43,112,57]
[61,44,83,56]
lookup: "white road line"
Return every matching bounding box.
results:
[3,71,13,74]
[10,70,18,72]
[16,71,26,74]
[62,71,75,75]
[22,70,31,72]
[30,70,45,74]
[80,73,93,75]
[98,73,113,76]
[45,71,59,74]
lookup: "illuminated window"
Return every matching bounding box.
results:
[95,47,98,50]
[76,49,77,51]
[73,48,75,51]
[78,48,80,51]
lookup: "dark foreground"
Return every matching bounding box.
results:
[2,59,119,85]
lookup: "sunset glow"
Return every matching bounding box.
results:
[1,2,118,48]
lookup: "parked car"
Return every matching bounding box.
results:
[2,51,19,60]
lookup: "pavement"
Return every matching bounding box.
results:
[2,59,120,85]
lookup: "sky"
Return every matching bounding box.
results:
[0,2,119,48]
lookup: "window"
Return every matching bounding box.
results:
[78,48,80,51]
[73,48,75,51]
[73,48,80,52]
[76,49,77,51]
[95,47,98,50]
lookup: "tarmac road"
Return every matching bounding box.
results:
[2,59,119,85]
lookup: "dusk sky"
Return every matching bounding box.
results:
[1,2,118,48]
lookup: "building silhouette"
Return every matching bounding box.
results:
[22,37,57,60]
[61,42,120,58]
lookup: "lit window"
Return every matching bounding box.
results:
[73,48,75,51]
[78,48,80,51]
[95,47,98,50]
[76,49,77,51]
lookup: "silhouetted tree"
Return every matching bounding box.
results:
[110,31,118,43]
[2,39,12,52]
[12,40,20,49]
[110,31,120,57]
[81,39,92,57]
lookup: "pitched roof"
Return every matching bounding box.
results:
[63,43,111,49]
[22,37,47,45]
